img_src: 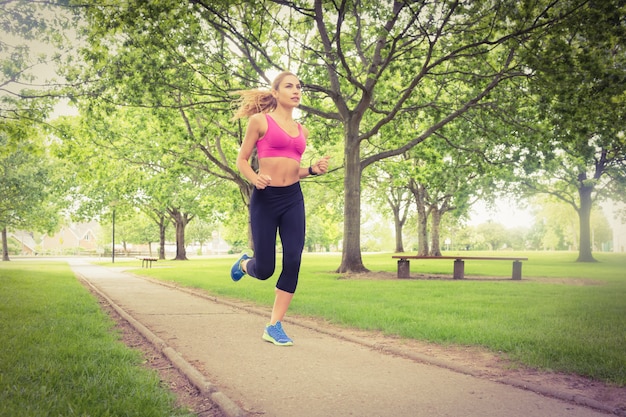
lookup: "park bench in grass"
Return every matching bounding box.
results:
[391,255,529,280]
[139,257,158,268]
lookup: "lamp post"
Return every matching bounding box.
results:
[112,207,116,263]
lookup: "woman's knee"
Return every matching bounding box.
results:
[283,255,302,273]
[277,277,298,294]
[250,261,275,280]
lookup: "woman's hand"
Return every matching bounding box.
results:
[255,173,272,189]
[312,156,330,175]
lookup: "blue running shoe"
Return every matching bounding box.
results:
[230,253,250,282]
[262,321,293,346]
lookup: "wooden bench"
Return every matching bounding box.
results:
[139,257,158,268]
[391,255,529,280]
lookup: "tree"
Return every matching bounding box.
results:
[1,2,87,260]
[52,112,145,251]
[1,1,75,130]
[193,0,586,272]
[54,105,214,261]
[365,159,414,253]
[0,127,60,261]
[533,197,578,250]
[62,0,274,253]
[530,195,613,251]
[119,211,164,256]
[476,221,509,251]
[63,1,587,271]
[520,0,626,262]
[186,218,217,255]
[404,133,491,256]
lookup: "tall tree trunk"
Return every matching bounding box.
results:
[158,217,167,260]
[576,184,596,262]
[387,191,407,253]
[338,128,367,273]
[416,210,428,256]
[409,180,429,256]
[2,227,9,261]
[393,209,405,253]
[430,198,453,256]
[175,220,187,260]
[169,208,190,261]
[430,207,442,256]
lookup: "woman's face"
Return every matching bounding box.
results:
[273,74,302,108]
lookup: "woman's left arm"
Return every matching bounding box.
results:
[300,155,330,178]
[299,126,330,178]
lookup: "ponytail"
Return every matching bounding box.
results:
[231,71,299,120]
[231,89,276,120]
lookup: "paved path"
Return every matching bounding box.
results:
[69,260,610,417]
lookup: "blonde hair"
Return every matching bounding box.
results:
[231,71,299,120]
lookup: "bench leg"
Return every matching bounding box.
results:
[397,260,410,278]
[453,260,465,279]
[512,261,522,280]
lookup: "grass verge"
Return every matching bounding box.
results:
[0,261,195,417]
[126,251,626,386]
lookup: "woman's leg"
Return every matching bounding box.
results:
[274,187,305,293]
[270,186,305,324]
[243,188,278,280]
[270,288,294,325]
[242,183,304,346]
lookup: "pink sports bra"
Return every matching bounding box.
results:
[256,114,306,163]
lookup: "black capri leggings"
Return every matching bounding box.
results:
[245,182,305,294]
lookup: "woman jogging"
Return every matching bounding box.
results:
[230,71,330,346]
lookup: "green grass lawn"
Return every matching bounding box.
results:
[0,262,195,417]
[125,250,626,386]
[2,250,624,417]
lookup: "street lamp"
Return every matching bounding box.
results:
[112,207,115,263]
[110,201,118,263]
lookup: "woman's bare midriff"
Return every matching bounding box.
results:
[258,157,301,187]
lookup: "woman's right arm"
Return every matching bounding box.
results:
[236,114,271,189]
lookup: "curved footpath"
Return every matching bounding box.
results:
[68,259,617,417]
